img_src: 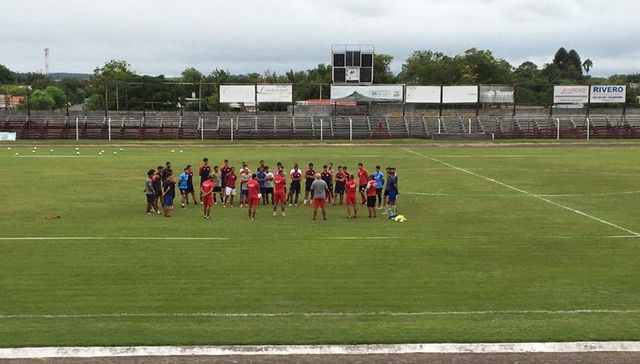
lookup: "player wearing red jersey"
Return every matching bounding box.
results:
[345,174,358,219]
[200,175,215,219]
[365,174,378,218]
[357,163,369,205]
[272,170,287,217]
[246,174,261,220]
[224,166,237,207]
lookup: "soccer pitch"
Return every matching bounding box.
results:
[1,141,640,347]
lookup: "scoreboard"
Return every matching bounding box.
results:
[332,45,374,84]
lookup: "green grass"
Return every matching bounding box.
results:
[1,141,640,347]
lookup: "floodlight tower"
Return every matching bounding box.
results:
[44,48,49,76]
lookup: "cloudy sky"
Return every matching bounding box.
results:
[1,0,638,77]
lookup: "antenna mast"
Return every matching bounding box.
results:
[44,48,49,76]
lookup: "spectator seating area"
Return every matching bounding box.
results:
[2,109,639,140]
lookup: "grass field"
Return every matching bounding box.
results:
[1,140,640,347]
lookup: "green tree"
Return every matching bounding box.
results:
[373,54,395,84]
[0,64,15,83]
[44,85,66,109]
[582,59,593,75]
[29,89,54,110]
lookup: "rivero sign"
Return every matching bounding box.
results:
[590,85,626,103]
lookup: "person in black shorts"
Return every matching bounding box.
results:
[263,165,274,205]
[303,162,316,205]
[320,164,333,205]
[333,165,346,205]
[198,158,211,202]
[212,165,222,205]
[154,166,164,211]
[288,163,302,206]
[185,164,197,205]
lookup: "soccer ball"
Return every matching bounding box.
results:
[179,150,183,153]
[33,147,37,150]
[171,149,175,153]
[76,151,80,155]
[119,148,123,151]
[394,215,407,223]
[32,150,36,153]
[49,149,54,153]
[75,147,79,151]
[113,151,117,155]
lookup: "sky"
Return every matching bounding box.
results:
[1,0,638,77]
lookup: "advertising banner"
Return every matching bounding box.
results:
[0,132,16,141]
[220,85,255,103]
[442,86,478,104]
[256,85,293,103]
[590,85,626,103]
[330,85,404,102]
[553,85,589,104]
[405,86,441,103]
[479,85,514,103]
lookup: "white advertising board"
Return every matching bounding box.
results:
[480,85,514,103]
[405,86,441,104]
[330,85,404,102]
[256,85,293,103]
[442,86,478,104]
[590,85,626,103]
[219,85,255,103]
[0,132,16,141]
[553,86,589,104]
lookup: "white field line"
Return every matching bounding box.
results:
[15,155,104,158]
[0,237,229,241]
[406,190,640,198]
[1,308,639,320]
[3,342,640,359]
[402,148,640,238]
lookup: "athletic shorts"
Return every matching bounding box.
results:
[180,188,188,195]
[248,196,260,207]
[334,183,345,194]
[388,190,398,202]
[213,186,222,193]
[367,196,377,207]
[274,192,287,204]
[312,198,326,208]
[203,196,213,207]
[163,194,174,206]
[241,189,248,196]
[376,188,382,196]
[155,190,162,197]
[305,180,313,192]
[187,183,195,193]
[146,194,154,203]
[359,184,367,193]
[290,181,301,193]
[225,187,236,196]
[384,190,389,197]
[327,184,333,192]
[265,187,274,194]
[346,195,357,205]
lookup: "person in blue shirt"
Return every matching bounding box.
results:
[257,167,268,205]
[385,167,399,216]
[178,166,190,208]
[373,165,385,208]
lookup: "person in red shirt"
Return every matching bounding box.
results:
[365,174,378,218]
[200,175,215,219]
[272,170,287,217]
[224,166,237,207]
[246,173,261,220]
[357,163,369,205]
[345,174,358,219]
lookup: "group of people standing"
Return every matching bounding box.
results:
[144,158,399,220]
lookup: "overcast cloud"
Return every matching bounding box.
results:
[1,0,638,77]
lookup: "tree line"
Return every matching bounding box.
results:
[1,47,638,111]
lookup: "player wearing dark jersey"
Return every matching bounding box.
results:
[288,163,302,206]
[162,171,176,217]
[303,163,316,205]
[153,166,164,211]
[185,165,197,205]
[220,159,231,189]
[333,165,346,205]
[320,164,333,205]
[198,158,211,202]
[386,167,399,216]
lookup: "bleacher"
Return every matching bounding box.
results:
[2,108,639,140]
